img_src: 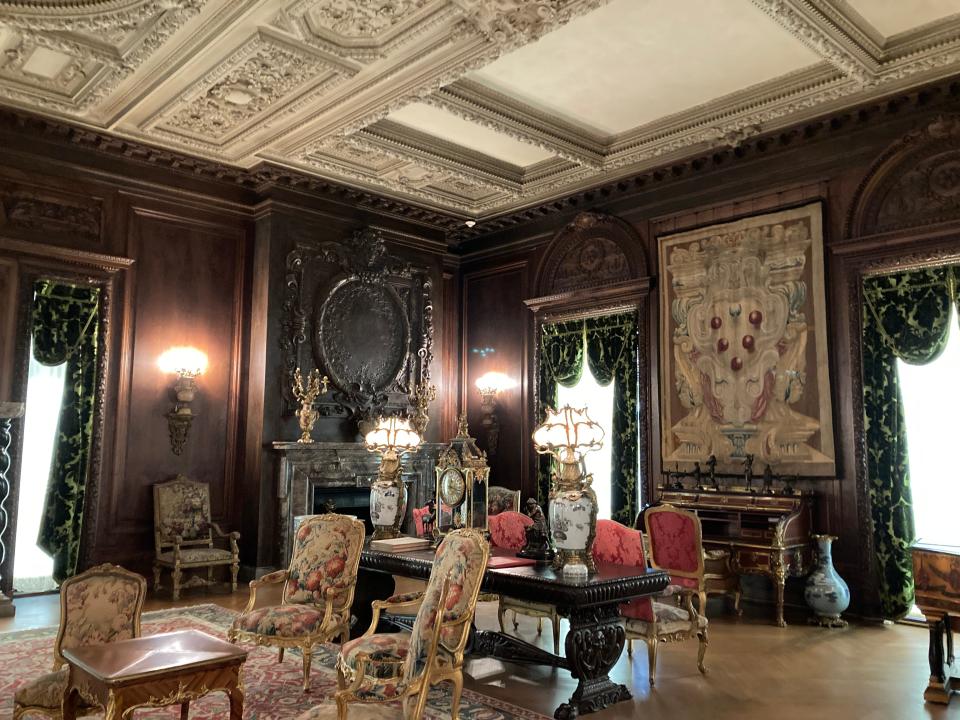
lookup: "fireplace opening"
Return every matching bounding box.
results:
[312,484,374,535]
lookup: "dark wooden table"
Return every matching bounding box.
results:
[61,629,247,719]
[358,544,669,719]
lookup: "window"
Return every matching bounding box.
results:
[557,363,616,519]
[13,340,64,593]
[898,306,960,547]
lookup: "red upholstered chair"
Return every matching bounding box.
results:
[412,505,431,538]
[593,518,707,686]
[488,511,562,654]
[644,504,708,613]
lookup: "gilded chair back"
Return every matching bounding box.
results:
[153,476,214,552]
[401,528,489,684]
[644,504,705,585]
[54,563,147,670]
[488,510,533,551]
[284,513,365,614]
[593,519,654,621]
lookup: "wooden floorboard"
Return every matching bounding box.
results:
[2,588,953,719]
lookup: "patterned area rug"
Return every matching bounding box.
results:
[0,603,548,719]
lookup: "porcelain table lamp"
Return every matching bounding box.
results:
[365,416,422,540]
[533,405,604,575]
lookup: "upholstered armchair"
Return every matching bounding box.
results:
[153,475,240,601]
[593,518,707,686]
[13,564,147,720]
[644,503,709,612]
[487,485,520,516]
[295,528,489,720]
[229,514,365,692]
[489,510,562,654]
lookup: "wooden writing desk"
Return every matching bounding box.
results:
[62,629,247,719]
[912,542,960,705]
[359,544,669,719]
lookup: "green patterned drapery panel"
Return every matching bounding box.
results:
[536,312,640,523]
[862,264,959,619]
[32,280,100,583]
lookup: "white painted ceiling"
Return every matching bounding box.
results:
[1,0,960,221]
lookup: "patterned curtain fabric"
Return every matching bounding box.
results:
[536,320,584,506]
[861,264,959,619]
[31,280,100,583]
[585,312,639,524]
[536,312,640,523]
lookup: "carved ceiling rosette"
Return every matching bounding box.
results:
[281,227,433,433]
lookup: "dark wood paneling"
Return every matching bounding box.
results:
[0,258,16,400]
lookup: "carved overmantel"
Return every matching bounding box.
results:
[281,227,434,435]
[272,441,443,565]
[0,401,24,616]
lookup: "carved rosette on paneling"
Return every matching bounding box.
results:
[281,227,433,432]
[0,182,102,245]
[849,115,960,237]
[537,211,646,296]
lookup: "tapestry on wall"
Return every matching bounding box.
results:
[657,202,836,476]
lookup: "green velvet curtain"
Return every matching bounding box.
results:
[32,280,100,583]
[862,264,959,619]
[537,312,640,523]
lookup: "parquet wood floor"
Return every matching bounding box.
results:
[2,586,954,719]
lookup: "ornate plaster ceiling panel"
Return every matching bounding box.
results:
[3,0,960,221]
[843,0,960,38]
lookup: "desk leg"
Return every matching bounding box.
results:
[555,604,630,719]
[228,687,244,720]
[771,551,788,628]
[924,614,957,704]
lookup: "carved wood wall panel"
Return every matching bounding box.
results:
[281,227,433,431]
[0,180,103,249]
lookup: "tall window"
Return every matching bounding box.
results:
[13,340,65,593]
[557,363,616,519]
[898,306,960,547]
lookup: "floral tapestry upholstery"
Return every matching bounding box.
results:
[338,632,456,685]
[624,600,708,636]
[156,547,233,564]
[60,569,143,653]
[284,514,365,609]
[592,519,654,622]
[233,605,327,638]
[488,486,520,516]
[646,508,700,574]
[154,478,212,543]
[402,531,488,684]
[488,511,533,551]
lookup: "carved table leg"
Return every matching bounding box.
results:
[554,604,630,719]
[228,686,244,720]
[771,551,788,628]
[924,614,957,704]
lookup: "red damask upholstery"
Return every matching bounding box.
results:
[592,519,654,622]
[488,511,533,551]
[413,506,431,538]
[646,509,700,573]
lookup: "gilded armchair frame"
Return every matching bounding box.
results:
[333,528,490,720]
[644,503,707,611]
[228,514,365,692]
[152,476,240,601]
[625,588,708,686]
[13,563,146,720]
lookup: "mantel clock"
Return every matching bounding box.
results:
[433,415,490,540]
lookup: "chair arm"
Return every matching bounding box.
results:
[211,523,241,540]
[363,591,425,637]
[241,570,288,615]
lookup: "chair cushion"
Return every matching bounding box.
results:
[14,668,96,710]
[232,605,327,638]
[156,547,233,564]
[488,511,533,551]
[340,633,410,680]
[624,600,708,637]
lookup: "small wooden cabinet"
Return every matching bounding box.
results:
[657,487,815,626]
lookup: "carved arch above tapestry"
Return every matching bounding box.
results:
[281,227,433,431]
[848,115,960,238]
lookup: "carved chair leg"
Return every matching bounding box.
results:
[278,648,285,663]
[450,670,464,720]
[627,638,634,657]
[336,694,349,720]
[337,662,346,691]
[410,682,430,720]
[302,646,313,692]
[698,591,708,618]
[172,567,182,602]
[647,637,659,687]
[552,613,560,656]
[512,611,519,631]
[498,602,507,633]
[231,562,239,593]
[153,564,161,591]
[207,566,214,585]
[733,589,743,616]
[697,627,709,675]
[536,616,542,635]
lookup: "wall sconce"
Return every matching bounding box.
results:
[158,346,208,456]
[475,371,516,457]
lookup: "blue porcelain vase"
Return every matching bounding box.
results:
[804,534,850,627]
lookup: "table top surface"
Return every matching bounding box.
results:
[62,629,246,683]
[361,542,669,607]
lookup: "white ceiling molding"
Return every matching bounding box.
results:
[2,0,960,219]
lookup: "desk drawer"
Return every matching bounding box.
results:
[734,549,771,572]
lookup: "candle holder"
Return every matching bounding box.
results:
[292,368,330,443]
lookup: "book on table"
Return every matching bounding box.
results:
[370,536,433,552]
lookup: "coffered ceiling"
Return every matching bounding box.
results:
[2,0,960,222]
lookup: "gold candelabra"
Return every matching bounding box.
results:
[410,382,437,436]
[293,368,330,443]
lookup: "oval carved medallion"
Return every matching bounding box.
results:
[317,278,410,393]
